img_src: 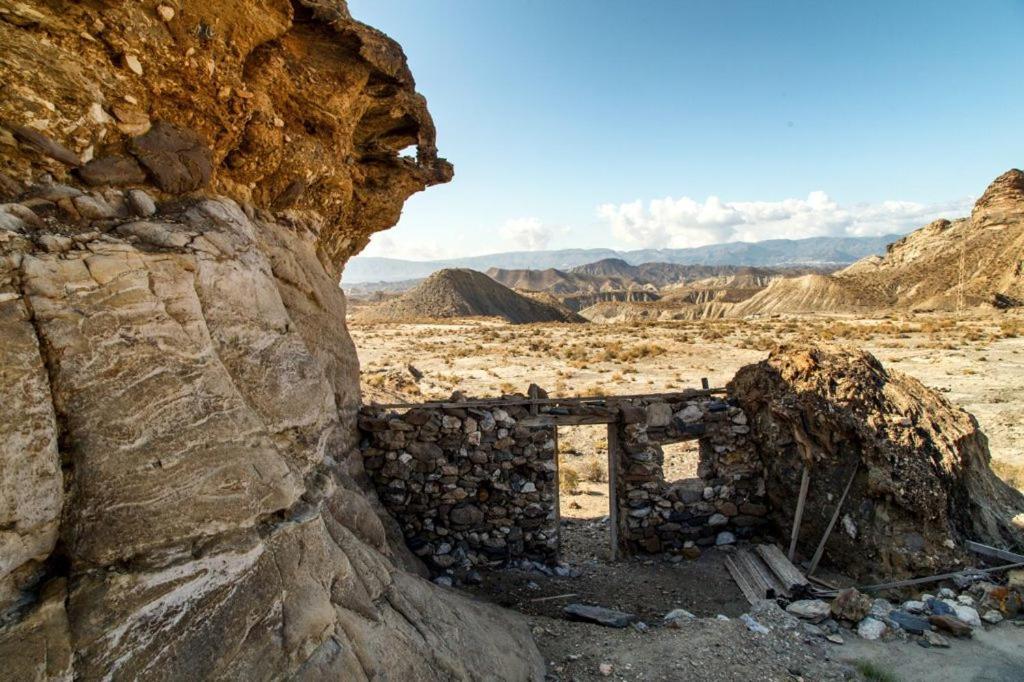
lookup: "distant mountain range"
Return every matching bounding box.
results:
[343,234,902,283]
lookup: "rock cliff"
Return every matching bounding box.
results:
[0,1,541,679]
[729,169,1024,316]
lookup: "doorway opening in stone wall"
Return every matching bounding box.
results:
[556,424,614,563]
[660,439,709,553]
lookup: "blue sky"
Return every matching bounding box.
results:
[350,0,1024,260]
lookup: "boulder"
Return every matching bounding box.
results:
[830,588,874,622]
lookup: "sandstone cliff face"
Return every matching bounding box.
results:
[0,2,541,679]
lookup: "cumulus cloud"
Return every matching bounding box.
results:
[501,217,568,251]
[598,192,974,249]
[361,233,459,261]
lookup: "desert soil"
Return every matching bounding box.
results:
[351,313,1024,680]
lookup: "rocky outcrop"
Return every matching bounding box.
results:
[729,343,1024,581]
[0,1,541,679]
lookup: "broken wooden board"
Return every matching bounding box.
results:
[965,540,1024,564]
[755,544,810,595]
[726,546,799,604]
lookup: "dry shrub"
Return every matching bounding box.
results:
[559,466,581,493]
[993,460,1024,492]
[999,318,1024,338]
[582,459,605,483]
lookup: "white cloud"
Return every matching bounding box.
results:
[598,191,974,249]
[500,217,569,251]
[361,233,459,261]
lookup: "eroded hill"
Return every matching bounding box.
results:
[356,268,585,323]
[731,170,1024,316]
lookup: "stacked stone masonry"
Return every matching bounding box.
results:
[359,391,770,576]
[614,396,767,554]
[359,403,560,576]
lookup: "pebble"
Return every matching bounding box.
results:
[938,588,956,599]
[563,603,637,628]
[927,598,955,616]
[889,610,930,635]
[901,600,926,615]
[825,633,844,645]
[953,604,982,628]
[856,617,886,641]
[740,614,770,634]
[432,576,452,587]
[157,4,175,21]
[982,610,1004,624]
[921,630,951,648]
[599,662,613,676]
[786,599,831,621]
[663,608,696,624]
[124,54,143,75]
[956,594,975,606]
[928,614,972,638]
[715,531,735,546]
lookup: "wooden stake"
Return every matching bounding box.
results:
[788,465,810,561]
[806,462,859,577]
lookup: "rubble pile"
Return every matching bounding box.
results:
[729,343,1024,581]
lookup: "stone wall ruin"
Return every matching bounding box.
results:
[358,390,769,577]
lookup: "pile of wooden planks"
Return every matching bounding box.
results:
[726,544,810,604]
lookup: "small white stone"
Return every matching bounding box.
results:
[856,617,886,641]
[786,599,831,621]
[953,604,982,628]
[982,610,1004,624]
[956,594,975,606]
[157,5,175,21]
[708,513,728,527]
[124,54,143,75]
[520,482,536,494]
[715,531,735,546]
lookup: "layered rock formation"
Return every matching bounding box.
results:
[0,1,541,679]
[730,169,1024,316]
[729,344,1024,581]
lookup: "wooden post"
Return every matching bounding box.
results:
[806,462,859,576]
[788,465,810,562]
[701,377,710,390]
[552,427,562,560]
[606,423,620,561]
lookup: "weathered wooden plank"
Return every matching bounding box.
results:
[807,462,859,576]
[369,387,727,410]
[736,548,789,599]
[755,544,809,593]
[520,414,617,428]
[788,465,811,561]
[726,555,761,605]
[965,541,1024,564]
[607,424,621,561]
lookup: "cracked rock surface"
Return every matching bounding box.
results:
[0,1,541,679]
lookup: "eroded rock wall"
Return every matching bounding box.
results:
[0,1,541,679]
[729,343,1024,582]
